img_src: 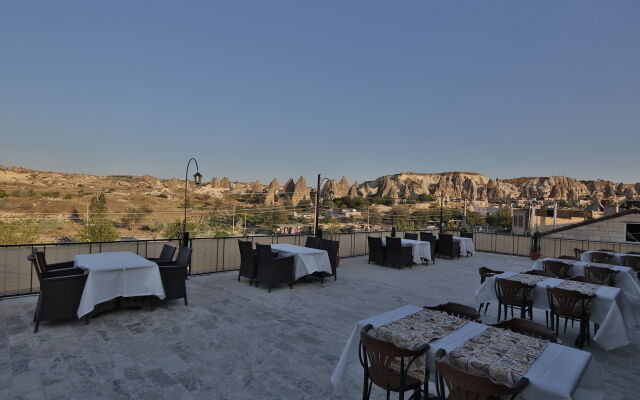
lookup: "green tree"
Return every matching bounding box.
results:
[77,193,118,241]
[0,188,7,198]
[486,206,513,226]
[164,220,197,239]
[465,211,486,226]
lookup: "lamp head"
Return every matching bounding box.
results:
[193,172,202,185]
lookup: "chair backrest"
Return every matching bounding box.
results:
[256,244,274,267]
[590,251,613,264]
[524,270,555,277]
[542,260,572,278]
[238,240,255,266]
[459,232,473,239]
[584,265,616,286]
[495,278,534,306]
[175,246,192,266]
[404,232,418,240]
[385,236,402,252]
[574,248,586,260]
[424,303,479,321]
[435,350,529,400]
[546,287,595,319]
[419,232,434,241]
[622,255,640,270]
[478,267,503,284]
[439,233,454,243]
[490,318,557,342]
[305,236,321,249]
[159,244,177,261]
[557,255,577,260]
[368,236,383,250]
[27,251,45,281]
[320,238,339,254]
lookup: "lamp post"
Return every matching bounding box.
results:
[183,158,202,247]
[314,174,333,237]
[439,191,448,234]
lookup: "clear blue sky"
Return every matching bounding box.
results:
[1,1,638,184]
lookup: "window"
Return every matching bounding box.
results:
[625,223,640,243]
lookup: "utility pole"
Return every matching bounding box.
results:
[367,206,370,232]
[232,204,236,234]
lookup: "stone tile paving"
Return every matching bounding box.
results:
[0,252,638,399]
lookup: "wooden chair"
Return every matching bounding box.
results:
[584,265,617,286]
[146,244,177,263]
[28,253,87,333]
[574,248,586,260]
[495,278,535,321]
[524,270,555,277]
[590,251,614,264]
[237,240,258,285]
[546,286,595,349]
[318,238,339,282]
[158,246,191,305]
[491,318,557,342]
[367,237,386,265]
[305,236,321,249]
[542,260,572,279]
[385,237,413,269]
[255,244,295,292]
[434,349,529,400]
[621,255,640,279]
[478,267,503,314]
[359,324,428,400]
[437,234,460,260]
[424,303,480,322]
[404,232,418,240]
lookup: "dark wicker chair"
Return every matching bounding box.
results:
[305,236,321,249]
[574,248,586,260]
[434,349,529,400]
[146,244,177,263]
[584,265,617,286]
[590,251,614,264]
[622,255,640,279]
[542,260,573,279]
[359,324,429,400]
[385,237,412,269]
[478,267,504,314]
[404,232,418,240]
[28,253,87,333]
[495,278,535,321]
[491,318,557,342]
[419,232,434,241]
[255,244,295,292]
[546,286,595,349]
[31,249,83,277]
[524,269,555,277]
[367,236,386,265]
[238,240,258,285]
[420,235,437,264]
[318,238,339,282]
[437,234,460,260]
[424,303,480,322]
[158,246,191,305]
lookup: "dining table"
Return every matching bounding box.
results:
[331,304,605,400]
[270,243,332,279]
[381,237,432,264]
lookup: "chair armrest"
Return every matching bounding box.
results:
[44,268,85,278]
[272,256,294,269]
[47,261,75,270]
[41,273,87,284]
[159,264,188,271]
[156,260,177,267]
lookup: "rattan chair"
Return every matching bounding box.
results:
[590,251,614,264]
[542,260,573,279]
[424,303,480,322]
[31,249,83,277]
[28,253,87,333]
[359,324,429,400]
[404,232,418,240]
[437,234,460,260]
[574,248,586,260]
[317,238,339,283]
[238,240,258,285]
[584,265,617,286]
[478,267,504,314]
[367,237,386,265]
[158,246,191,305]
[146,244,176,263]
[495,278,535,321]
[434,349,529,400]
[305,236,321,249]
[385,237,413,269]
[622,255,640,279]
[255,244,295,292]
[546,286,595,349]
[419,232,434,241]
[491,318,557,342]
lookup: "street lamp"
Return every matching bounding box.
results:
[314,174,333,237]
[183,158,202,246]
[439,191,448,234]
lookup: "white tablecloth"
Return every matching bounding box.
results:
[74,252,165,318]
[532,258,640,305]
[434,235,476,256]
[381,238,432,263]
[331,305,604,400]
[475,271,636,351]
[270,243,332,279]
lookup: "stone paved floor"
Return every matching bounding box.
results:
[1,252,638,399]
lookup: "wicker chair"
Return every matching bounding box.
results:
[419,232,434,241]
[404,232,418,240]
[437,234,460,260]
[590,251,614,264]
[574,248,586,260]
[367,237,386,265]
[524,270,555,277]
[478,267,504,314]
[621,255,640,279]
[424,303,480,322]
[158,246,191,305]
[31,249,83,277]
[490,318,557,342]
[359,324,429,400]
[495,278,535,321]
[305,236,321,249]
[546,286,595,348]
[584,265,617,286]
[255,244,295,292]
[28,253,87,333]
[420,235,437,264]
[542,260,573,279]
[238,240,258,285]
[434,349,529,400]
[146,244,176,263]
[385,237,413,269]
[317,238,339,283]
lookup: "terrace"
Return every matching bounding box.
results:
[1,250,638,399]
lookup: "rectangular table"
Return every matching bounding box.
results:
[532,257,640,305]
[381,238,432,264]
[331,305,604,400]
[475,271,637,350]
[74,252,165,318]
[270,243,332,280]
